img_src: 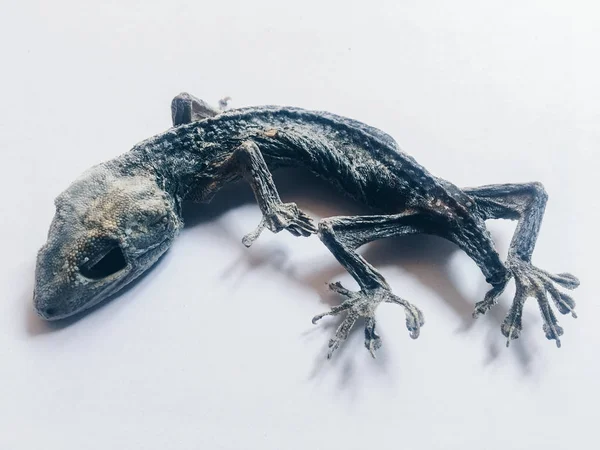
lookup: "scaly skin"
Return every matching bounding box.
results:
[33,93,579,356]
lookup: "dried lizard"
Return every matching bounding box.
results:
[33,92,579,357]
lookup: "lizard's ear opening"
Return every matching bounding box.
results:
[80,241,127,280]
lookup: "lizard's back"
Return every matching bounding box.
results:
[186,106,467,214]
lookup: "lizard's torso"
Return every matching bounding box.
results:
[130,106,474,218]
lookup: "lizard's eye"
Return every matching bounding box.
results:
[80,240,127,280]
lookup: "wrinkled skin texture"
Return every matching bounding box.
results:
[34,162,181,319]
[34,93,579,357]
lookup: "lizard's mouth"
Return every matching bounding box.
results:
[80,240,127,280]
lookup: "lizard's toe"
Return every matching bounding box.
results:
[314,283,423,358]
[500,260,578,347]
[364,317,382,358]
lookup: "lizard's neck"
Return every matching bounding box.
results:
[124,126,236,207]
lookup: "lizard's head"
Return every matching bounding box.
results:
[33,163,182,320]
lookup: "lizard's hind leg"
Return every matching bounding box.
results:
[313,213,427,358]
[466,182,580,347]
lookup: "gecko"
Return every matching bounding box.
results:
[33,92,580,357]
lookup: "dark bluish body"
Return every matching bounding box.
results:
[137,106,462,210]
[132,106,506,282]
[33,94,579,356]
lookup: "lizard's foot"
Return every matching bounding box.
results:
[477,260,579,348]
[473,282,509,318]
[242,202,317,247]
[312,282,425,358]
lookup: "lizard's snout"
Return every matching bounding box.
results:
[39,306,57,319]
[32,287,66,320]
[34,302,60,320]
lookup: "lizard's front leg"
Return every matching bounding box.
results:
[228,140,317,247]
[465,182,580,347]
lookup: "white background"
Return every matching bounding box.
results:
[1,1,598,449]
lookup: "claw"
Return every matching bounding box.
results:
[386,295,424,339]
[327,311,358,359]
[312,312,330,324]
[501,287,526,346]
[327,281,353,297]
[287,225,302,236]
[243,202,316,245]
[327,340,341,359]
[364,317,381,358]
[546,282,577,316]
[314,284,422,358]
[242,218,266,247]
[312,297,353,324]
[297,211,318,234]
[312,311,330,324]
[546,272,580,290]
[473,282,507,318]
[537,293,563,347]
